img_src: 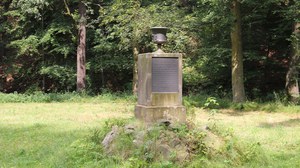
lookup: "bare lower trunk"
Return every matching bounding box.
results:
[76,1,86,92]
[133,47,138,95]
[231,0,246,103]
[285,23,300,103]
[0,33,3,61]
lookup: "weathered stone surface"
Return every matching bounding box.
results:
[174,145,189,163]
[101,125,119,149]
[135,52,186,123]
[135,105,186,123]
[133,130,146,147]
[151,93,180,106]
[137,53,183,107]
[157,144,171,159]
[169,137,181,148]
[155,129,189,162]
[124,124,135,134]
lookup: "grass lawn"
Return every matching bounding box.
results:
[0,99,300,167]
[0,102,133,168]
[195,109,300,167]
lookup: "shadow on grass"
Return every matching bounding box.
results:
[259,118,300,128]
[220,110,253,117]
[223,111,246,116]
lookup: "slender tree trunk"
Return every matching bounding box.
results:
[285,22,300,103]
[0,33,3,91]
[76,1,86,92]
[132,46,138,95]
[231,0,246,103]
[0,33,3,61]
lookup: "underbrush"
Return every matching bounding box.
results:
[0,92,298,113]
[230,101,300,113]
[0,92,135,103]
[184,93,300,113]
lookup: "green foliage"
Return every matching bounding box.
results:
[104,118,129,129]
[40,65,76,91]
[0,92,135,103]
[184,93,231,109]
[8,35,40,57]
[89,0,197,92]
[204,97,219,109]
[204,97,220,121]
[0,0,299,99]
[0,92,79,103]
[11,0,49,19]
[40,21,76,57]
[184,93,300,113]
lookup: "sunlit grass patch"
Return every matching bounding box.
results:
[0,93,300,167]
[0,101,134,168]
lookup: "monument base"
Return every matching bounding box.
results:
[135,105,186,123]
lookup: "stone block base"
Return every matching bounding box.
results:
[135,105,186,123]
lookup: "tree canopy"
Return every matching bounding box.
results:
[0,0,299,101]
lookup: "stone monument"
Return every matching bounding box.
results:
[135,27,186,123]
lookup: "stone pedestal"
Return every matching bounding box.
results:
[135,105,186,123]
[135,52,186,123]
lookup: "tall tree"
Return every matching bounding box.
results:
[132,45,139,95]
[76,1,87,92]
[284,0,300,103]
[231,0,246,103]
[285,22,300,102]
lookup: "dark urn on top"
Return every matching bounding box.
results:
[151,27,168,46]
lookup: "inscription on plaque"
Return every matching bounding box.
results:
[152,57,179,92]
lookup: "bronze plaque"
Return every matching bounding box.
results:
[152,57,178,92]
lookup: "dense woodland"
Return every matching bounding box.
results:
[0,0,299,102]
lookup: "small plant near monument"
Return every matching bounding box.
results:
[204,97,220,109]
[204,97,220,127]
[183,98,196,118]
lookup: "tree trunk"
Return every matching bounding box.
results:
[76,1,86,92]
[285,22,300,103]
[231,0,246,103]
[0,33,3,62]
[132,46,138,95]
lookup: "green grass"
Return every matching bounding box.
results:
[0,93,300,167]
[0,102,134,168]
[0,92,136,103]
[184,93,300,113]
[194,109,300,167]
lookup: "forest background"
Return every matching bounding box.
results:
[0,0,299,103]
